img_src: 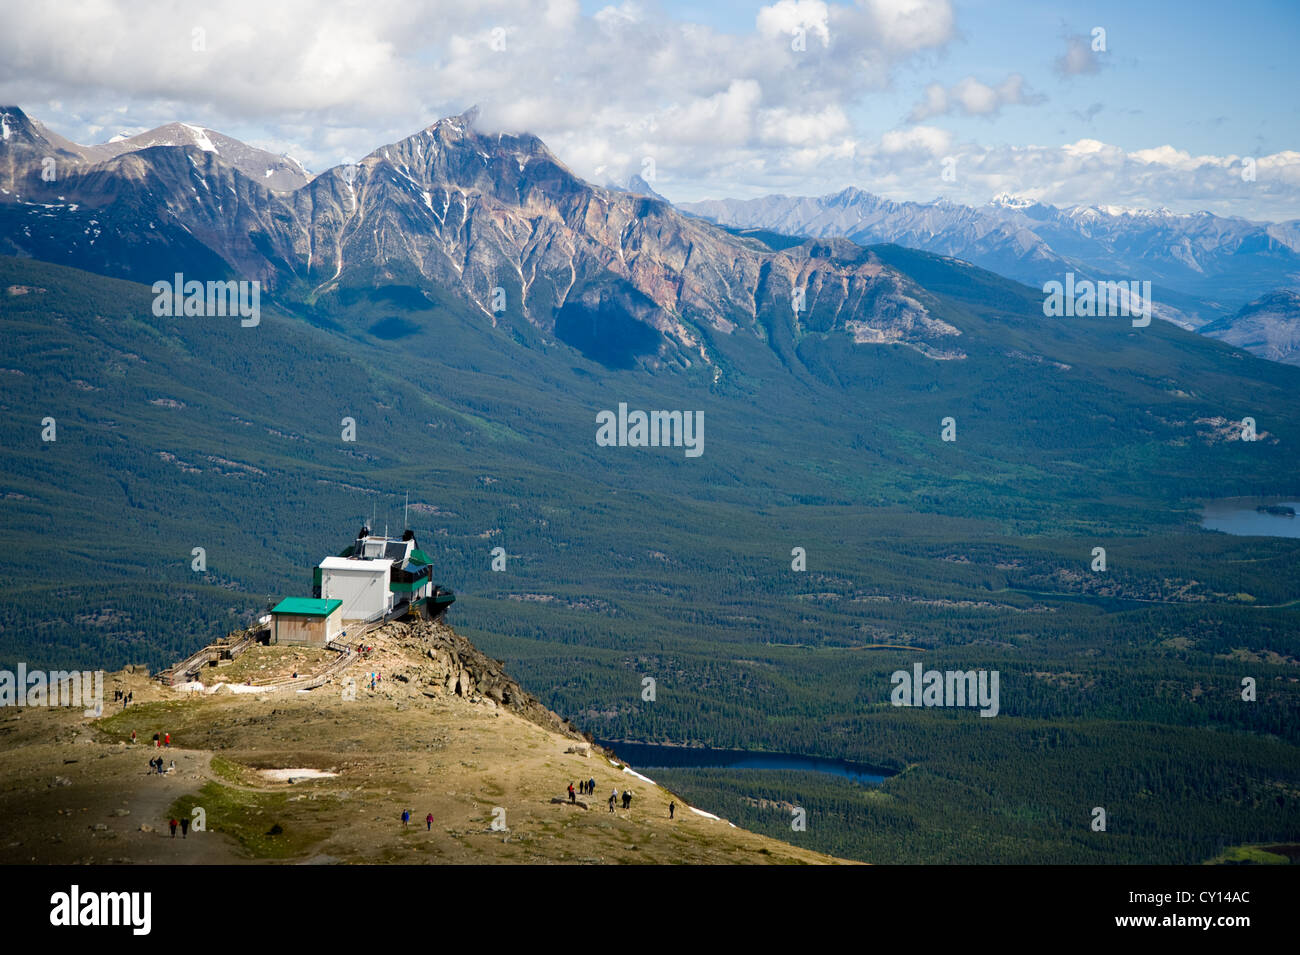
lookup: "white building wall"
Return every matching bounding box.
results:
[320,561,392,622]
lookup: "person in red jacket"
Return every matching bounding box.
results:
[169,818,178,838]
[425,813,433,831]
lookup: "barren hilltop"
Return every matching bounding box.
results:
[0,620,848,865]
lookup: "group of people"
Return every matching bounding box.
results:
[564,778,635,813]
[148,756,174,775]
[167,817,191,838]
[369,671,382,691]
[150,732,171,747]
[565,779,678,817]
[112,689,133,706]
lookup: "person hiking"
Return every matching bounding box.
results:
[588,777,595,795]
[426,812,433,831]
[164,732,170,747]
[608,792,616,813]
[568,782,576,803]
[401,809,410,827]
[669,801,675,819]
[152,732,159,748]
[180,816,190,838]
[130,730,136,744]
[622,790,632,810]
[169,818,178,838]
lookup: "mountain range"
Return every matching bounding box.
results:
[5,104,1295,367]
[0,106,962,368]
[682,189,1300,363]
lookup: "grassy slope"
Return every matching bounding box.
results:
[0,632,845,865]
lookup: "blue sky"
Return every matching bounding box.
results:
[640,0,1299,158]
[2,0,1297,217]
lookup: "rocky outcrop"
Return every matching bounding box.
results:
[373,618,584,741]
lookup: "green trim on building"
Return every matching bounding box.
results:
[389,579,427,594]
[271,597,343,617]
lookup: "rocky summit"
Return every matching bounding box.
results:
[0,620,848,865]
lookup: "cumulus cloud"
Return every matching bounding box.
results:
[1055,31,1105,76]
[0,0,953,169]
[907,74,1044,122]
[0,0,1296,219]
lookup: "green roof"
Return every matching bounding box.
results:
[409,549,432,566]
[271,597,342,617]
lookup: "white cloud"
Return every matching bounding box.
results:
[1055,32,1104,76]
[879,125,952,156]
[757,0,831,47]
[907,74,1043,122]
[0,0,1296,219]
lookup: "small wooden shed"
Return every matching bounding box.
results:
[269,597,344,646]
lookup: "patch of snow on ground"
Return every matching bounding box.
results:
[688,806,721,820]
[622,766,657,785]
[260,768,338,783]
[181,123,218,153]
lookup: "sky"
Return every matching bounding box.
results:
[1,0,1297,219]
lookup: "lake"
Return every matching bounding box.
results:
[597,740,891,786]
[1201,498,1300,538]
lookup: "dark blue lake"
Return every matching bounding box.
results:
[598,740,891,786]
[1201,499,1300,538]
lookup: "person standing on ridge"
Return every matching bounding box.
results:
[669,802,675,819]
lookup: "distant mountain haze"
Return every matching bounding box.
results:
[682,188,1300,359]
